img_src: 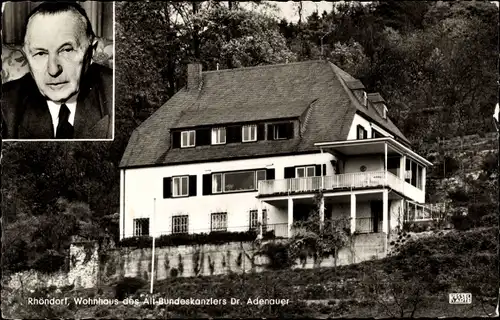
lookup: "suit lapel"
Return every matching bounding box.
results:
[18,85,54,139]
[73,85,102,138]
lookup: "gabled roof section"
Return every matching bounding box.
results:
[120,60,410,168]
[367,93,385,104]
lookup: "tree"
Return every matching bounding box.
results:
[289,192,350,268]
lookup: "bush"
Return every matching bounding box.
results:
[260,242,293,270]
[119,230,259,248]
[450,213,473,230]
[468,203,496,225]
[115,277,146,300]
[31,250,66,274]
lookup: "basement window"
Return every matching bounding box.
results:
[133,218,149,236]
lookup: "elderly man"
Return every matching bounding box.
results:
[1,2,113,139]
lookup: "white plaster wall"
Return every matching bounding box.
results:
[390,199,404,230]
[347,114,373,140]
[347,113,394,140]
[344,156,384,173]
[122,153,336,238]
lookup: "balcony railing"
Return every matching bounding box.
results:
[258,171,424,202]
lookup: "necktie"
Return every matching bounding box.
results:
[56,104,74,139]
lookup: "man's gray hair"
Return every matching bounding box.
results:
[24,2,95,45]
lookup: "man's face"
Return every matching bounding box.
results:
[23,11,94,102]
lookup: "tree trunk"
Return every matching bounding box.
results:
[192,2,200,60]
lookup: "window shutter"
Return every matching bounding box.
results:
[284,167,295,178]
[163,177,172,198]
[356,125,362,139]
[227,125,242,143]
[196,128,211,146]
[202,174,212,195]
[267,124,274,140]
[189,175,197,196]
[172,132,181,148]
[266,168,275,180]
[322,164,326,176]
[315,165,322,176]
[286,122,294,139]
[257,124,266,141]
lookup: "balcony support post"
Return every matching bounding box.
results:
[288,197,294,238]
[319,195,325,232]
[384,142,388,185]
[257,201,263,239]
[400,154,406,180]
[382,190,388,234]
[350,193,356,234]
[422,167,426,197]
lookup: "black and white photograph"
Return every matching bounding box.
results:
[1,1,499,318]
[1,1,114,140]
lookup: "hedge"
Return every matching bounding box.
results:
[118,230,268,248]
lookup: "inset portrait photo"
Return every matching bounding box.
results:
[1,1,114,140]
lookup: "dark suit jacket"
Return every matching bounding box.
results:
[1,63,113,139]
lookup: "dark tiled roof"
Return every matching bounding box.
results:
[120,60,410,168]
[367,93,385,103]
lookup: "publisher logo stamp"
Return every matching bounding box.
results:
[449,293,472,304]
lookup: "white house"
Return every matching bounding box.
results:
[119,60,432,241]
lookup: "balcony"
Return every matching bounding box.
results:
[258,171,424,202]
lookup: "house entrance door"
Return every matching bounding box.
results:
[371,201,383,233]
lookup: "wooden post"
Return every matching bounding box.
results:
[350,193,356,234]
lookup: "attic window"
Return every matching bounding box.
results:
[211,127,226,145]
[181,130,195,148]
[363,91,367,106]
[242,125,257,142]
[357,125,367,140]
[268,122,294,140]
[383,105,388,119]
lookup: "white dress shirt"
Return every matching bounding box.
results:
[46,96,77,137]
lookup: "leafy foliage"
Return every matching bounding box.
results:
[119,230,260,248]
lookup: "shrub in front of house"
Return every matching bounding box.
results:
[114,277,147,300]
[118,230,261,248]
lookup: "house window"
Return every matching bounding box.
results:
[256,170,266,185]
[212,170,266,193]
[212,173,223,193]
[249,209,268,232]
[242,125,257,142]
[357,125,367,139]
[249,210,258,230]
[363,91,367,106]
[181,130,195,148]
[211,212,227,232]
[134,218,149,236]
[172,215,188,234]
[372,130,384,138]
[262,209,268,233]
[172,176,189,197]
[211,127,226,145]
[296,166,315,178]
[383,105,388,119]
[224,171,255,192]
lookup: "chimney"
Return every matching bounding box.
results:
[187,63,202,90]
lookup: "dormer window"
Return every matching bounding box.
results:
[211,127,226,145]
[242,125,257,142]
[357,125,367,139]
[268,122,294,140]
[181,130,195,148]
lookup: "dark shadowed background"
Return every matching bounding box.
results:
[2,1,114,44]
